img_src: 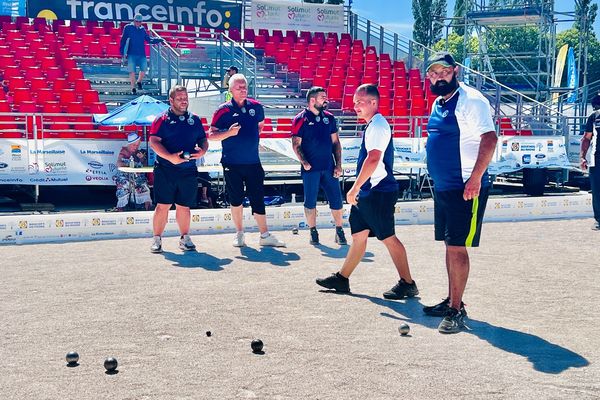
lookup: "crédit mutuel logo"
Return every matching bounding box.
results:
[36,0,237,29]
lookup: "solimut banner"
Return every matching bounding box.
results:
[26,0,242,30]
[250,0,344,33]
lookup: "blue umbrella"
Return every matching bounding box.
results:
[94,95,169,126]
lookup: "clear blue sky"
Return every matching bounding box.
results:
[351,0,600,40]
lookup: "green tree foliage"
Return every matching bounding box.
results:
[451,0,466,36]
[556,28,600,85]
[412,0,447,47]
[432,32,478,63]
[574,0,598,34]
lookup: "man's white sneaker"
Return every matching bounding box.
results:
[179,234,196,251]
[233,232,246,247]
[150,236,163,253]
[259,233,286,247]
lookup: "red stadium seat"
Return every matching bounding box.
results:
[30,78,48,91]
[13,88,33,103]
[66,68,85,81]
[35,88,57,104]
[73,79,92,92]
[87,102,108,113]
[82,90,100,104]
[59,89,78,104]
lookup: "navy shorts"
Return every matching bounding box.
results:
[301,169,343,210]
[434,187,489,247]
[223,163,265,215]
[349,189,398,241]
[153,165,198,207]
[127,55,147,73]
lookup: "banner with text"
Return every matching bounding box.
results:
[250,0,344,33]
[0,138,123,185]
[0,0,25,16]
[26,0,241,30]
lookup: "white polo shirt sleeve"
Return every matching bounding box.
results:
[365,114,391,153]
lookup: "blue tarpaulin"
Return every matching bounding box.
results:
[94,95,168,126]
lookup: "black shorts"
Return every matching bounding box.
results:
[434,187,489,247]
[153,165,198,207]
[349,189,398,241]
[223,163,265,215]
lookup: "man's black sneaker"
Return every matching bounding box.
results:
[423,297,467,317]
[309,227,319,245]
[335,227,348,245]
[423,297,450,316]
[593,222,600,231]
[137,81,143,90]
[316,272,350,293]
[131,87,137,94]
[438,306,467,334]
[382,278,419,300]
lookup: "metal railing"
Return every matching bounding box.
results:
[149,29,181,96]
[219,33,258,98]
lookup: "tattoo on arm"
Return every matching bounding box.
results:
[292,137,307,164]
[332,137,342,166]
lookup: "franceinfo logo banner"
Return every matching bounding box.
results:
[27,0,241,30]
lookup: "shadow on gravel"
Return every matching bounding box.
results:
[352,293,590,374]
[162,251,233,271]
[236,246,300,267]
[314,244,352,259]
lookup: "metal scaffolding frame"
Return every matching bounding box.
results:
[464,0,557,102]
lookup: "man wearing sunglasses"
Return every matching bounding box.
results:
[423,52,498,334]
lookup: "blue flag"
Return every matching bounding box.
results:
[566,48,578,104]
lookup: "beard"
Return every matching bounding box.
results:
[315,102,329,112]
[430,74,459,96]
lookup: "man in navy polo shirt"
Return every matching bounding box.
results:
[209,73,285,248]
[316,84,418,300]
[423,51,497,334]
[149,85,207,253]
[291,86,347,245]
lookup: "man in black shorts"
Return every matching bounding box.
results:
[316,84,418,299]
[424,52,498,333]
[149,85,208,253]
[209,73,285,248]
[581,94,600,231]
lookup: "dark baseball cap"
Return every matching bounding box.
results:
[426,51,457,71]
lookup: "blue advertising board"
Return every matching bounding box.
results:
[0,0,25,16]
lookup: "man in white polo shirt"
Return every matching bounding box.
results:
[423,51,498,334]
[315,84,418,300]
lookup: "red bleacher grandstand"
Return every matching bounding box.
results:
[1,16,445,140]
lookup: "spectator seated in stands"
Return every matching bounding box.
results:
[198,171,216,208]
[112,132,152,211]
